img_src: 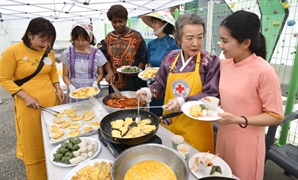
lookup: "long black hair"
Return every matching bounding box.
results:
[220,10,267,59]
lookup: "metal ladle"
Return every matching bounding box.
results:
[135,96,141,123]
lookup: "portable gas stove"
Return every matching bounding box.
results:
[98,129,162,157]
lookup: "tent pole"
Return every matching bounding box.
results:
[206,0,214,52]
[277,43,298,145]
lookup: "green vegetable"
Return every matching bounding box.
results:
[216,166,222,174]
[199,104,206,109]
[66,142,73,150]
[58,147,69,154]
[53,153,63,162]
[72,144,79,151]
[121,66,140,73]
[60,156,67,163]
[210,165,222,175]
[64,151,74,158]
[61,142,68,148]
[69,137,77,145]
[64,157,72,164]
[75,138,81,144]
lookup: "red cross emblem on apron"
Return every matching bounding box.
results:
[172,79,190,97]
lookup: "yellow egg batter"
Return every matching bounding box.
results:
[124,160,176,180]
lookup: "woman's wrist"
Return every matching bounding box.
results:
[239,116,248,128]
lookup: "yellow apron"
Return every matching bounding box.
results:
[162,52,214,153]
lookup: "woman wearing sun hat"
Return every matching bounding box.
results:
[141,9,181,68]
[141,9,181,116]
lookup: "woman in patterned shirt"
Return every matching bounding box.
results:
[101,4,148,93]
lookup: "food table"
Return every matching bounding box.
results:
[41,98,237,180]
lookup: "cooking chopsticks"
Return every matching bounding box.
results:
[40,105,61,116]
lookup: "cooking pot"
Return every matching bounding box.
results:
[112,143,189,180]
[99,109,159,145]
[101,91,147,113]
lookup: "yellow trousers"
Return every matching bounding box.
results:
[23,160,47,180]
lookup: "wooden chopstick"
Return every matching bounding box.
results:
[189,151,213,171]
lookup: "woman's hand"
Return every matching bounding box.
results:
[163,97,185,112]
[56,89,66,103]
[105,73,115,84]
[136,87,152,102]
[215,112,244,126]
[24,96,40,109]
[16,90,40,109]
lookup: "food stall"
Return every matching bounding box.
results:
[41,97,237,179]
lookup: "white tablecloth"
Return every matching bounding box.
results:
[41,98,238,180]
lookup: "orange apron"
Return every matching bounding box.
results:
[162,52,214,153]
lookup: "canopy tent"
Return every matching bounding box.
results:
[0,0,193,23]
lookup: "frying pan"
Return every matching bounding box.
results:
[100,109,159,145]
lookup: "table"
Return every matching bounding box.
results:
[41,99,237,180]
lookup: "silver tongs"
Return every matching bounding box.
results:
[40,105,61,116]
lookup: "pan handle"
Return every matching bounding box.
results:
[159,112,183,120]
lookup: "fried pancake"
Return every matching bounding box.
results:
[124,117,133,126]
[68,130,80,137]
[90,121,100,128]
[139,119,151,125]
[84,126,93,133]
[56,114,63,118]
[53,119,65,124]
[83,115,95,121]
[123,133,134,138]
[135,132,145,137]
[51,125,59,133]
[62,108,76,115]
[71,115,85,121]
[119,125,128,136]
[142,125,156,134]
[69,123,81,129]
[111,130,121,138]
[52,131,64,139]
[59,121,71,128]
[128,126,141,135]
[189,104,202,118]
[110,119,124,129]
[67,112,77,118]
[84,110,94,116]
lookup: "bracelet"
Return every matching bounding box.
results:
[239,116,248,128]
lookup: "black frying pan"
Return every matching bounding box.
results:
[100,109,159,145]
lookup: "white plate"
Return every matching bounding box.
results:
[188,152,232,179]
[138,67,159,81]
[64,159,113,180]
[50,137,101,167]
[69,87,100,99]
[116,66,141,74]
[181,101,224,121]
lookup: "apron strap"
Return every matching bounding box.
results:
[169,53,180,73]
[169,52,201,73]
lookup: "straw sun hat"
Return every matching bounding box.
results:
[141,9,175,30]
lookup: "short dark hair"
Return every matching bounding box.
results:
[151,17,175,35]
[70,26,96,46]
[21,17,56,48]
[174,12,206,44]
[107,4,128,21]
[220,10,267,59]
